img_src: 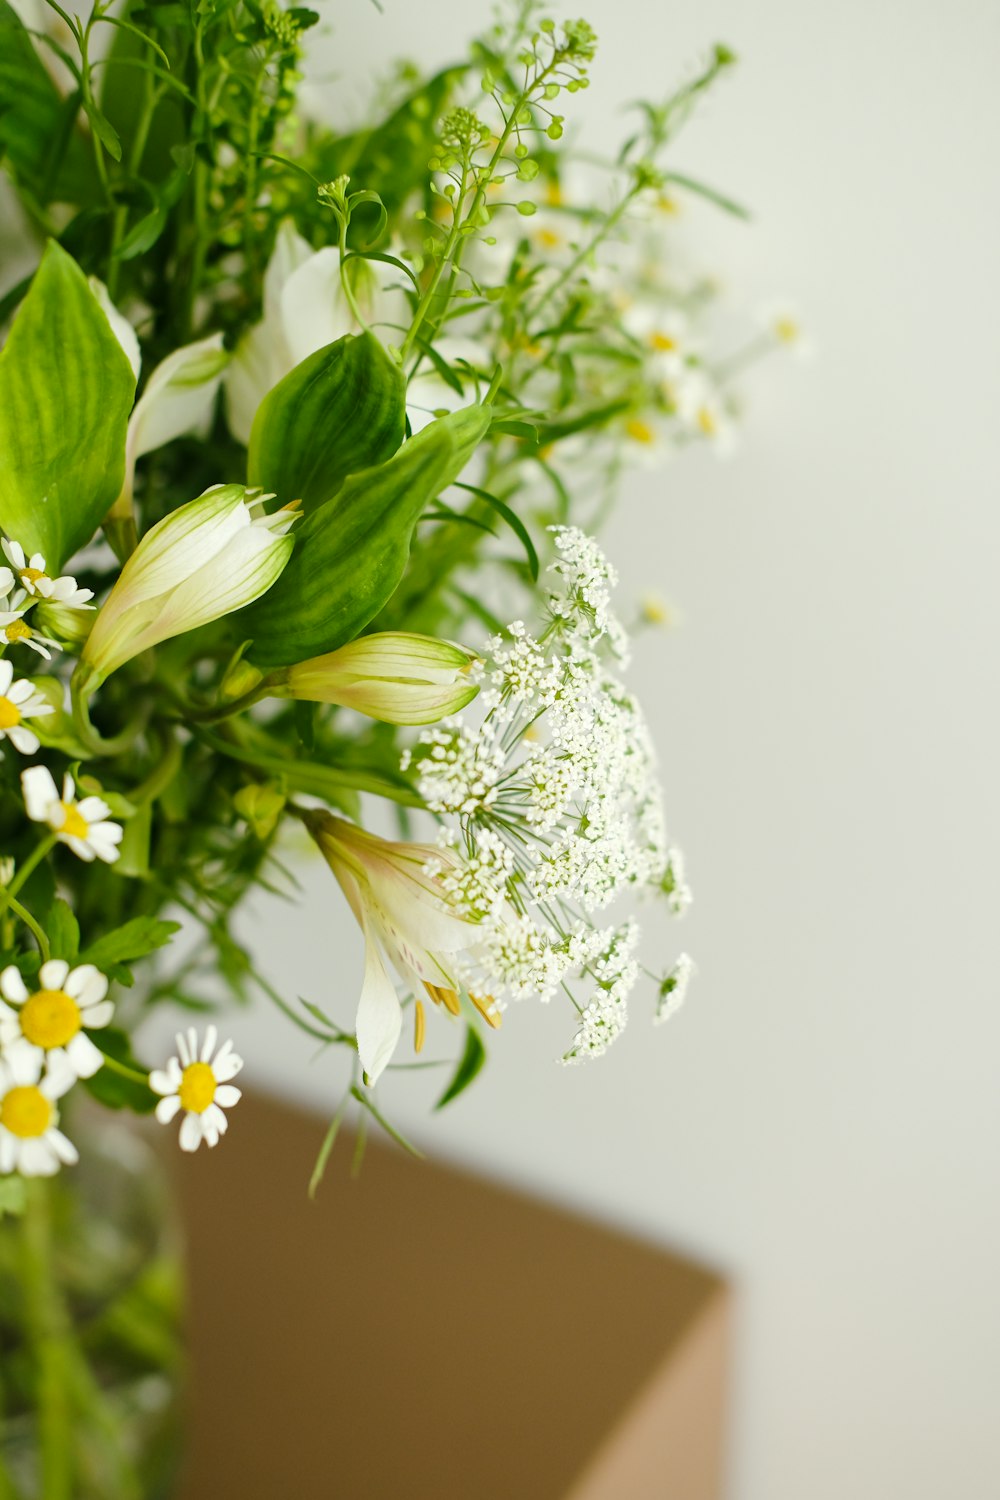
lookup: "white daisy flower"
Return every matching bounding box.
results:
[0,660,53,755]
[0,596,60,660]
[758,301,814,360]
[1,540,94,607]
[0,961,113,1080]
[0,1047,78,1177]
[150,1026,243,1151]
[21,766,123,863]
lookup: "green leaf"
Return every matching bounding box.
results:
[83,100,122,161]
[85,1028,158,1114]
[0,2,97,203]
[435,1023,486,1109]
[454,481,539,580]
[46,898,80,961]
[0,241,136,568]
[244,402,492,668]
[248,332,406,514]
[79,916,180,986]
[661,170,750,219]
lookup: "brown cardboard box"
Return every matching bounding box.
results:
[175,1093,729,1499]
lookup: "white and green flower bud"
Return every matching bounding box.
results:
[33,600,94,650]
[80,485,296,688]
[275,632,479,726]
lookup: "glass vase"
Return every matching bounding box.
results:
[0,1108,185,1499]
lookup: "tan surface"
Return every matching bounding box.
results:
[174,1091,729,1499]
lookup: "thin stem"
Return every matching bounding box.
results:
[21,1182,74,1500]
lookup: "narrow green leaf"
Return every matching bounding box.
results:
[0,241,136,566]
[46,898,80,961]
[248,332,406,513]
[435,1024,486,1109]
[661,170,750,220]
[454,481,539,580]
[79,916,180,973]
[350,1085,424,1157]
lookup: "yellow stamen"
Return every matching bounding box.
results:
[545,181,563,207]
[58,803,89,841]
[21,989,82,1050]
[178,1061,217,1114]
[414,999,426,1055]
[20,567,47,586]
[537,228,563,250]
[0,696,21,730]
[0,1085,52,1139]
[697,407,718,437]
[656,193,679,215]
[650,331,678,353]
[774,316,800,344]
[425,982,462,1016]
[4,621,30,644]
[470,993,502,1030]
[625,418,656,446]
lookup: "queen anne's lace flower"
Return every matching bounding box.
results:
[0,961,113,1080]
[404,528,691,1062]
[150,1026,243,1151]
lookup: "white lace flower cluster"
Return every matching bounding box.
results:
[0,538,94,663]
[403,527,691,1064]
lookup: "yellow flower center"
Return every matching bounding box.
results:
[58,802,89,840]
[21,989,82,1050]
[4,621,30,644]
[545,182,563,207]
[625,418,656,446]
[537,228,563,250]
[650,331,678,353]
[20,567,47,586]
[0,1085,52,1139]
[774,316,799,344]
[0,696,21,730]
[178,1061,217,1114]
[697,407,718,437]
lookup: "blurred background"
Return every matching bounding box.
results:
[153,2,1000,1496]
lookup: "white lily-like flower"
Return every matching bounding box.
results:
[0,660,53,754]
[150,1025,243,1151]
[22,766,123,863]
[0,541,93,606]
[224,221,405,444]
[79,485,296,686]
[0,1046,77,1177]
[112,335,230,517]
[277,632,480,725]
[89,276,142,379]
[0,961,113,1080]
[308,813,489,1084]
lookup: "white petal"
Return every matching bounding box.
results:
[77,797,111,822]
[80,999,114,1030]
[213,1084,241,1109]
[65,964,108,1006]
[65,1032,104,1079]
[6,1042,42,1085]
[62,835,96,862]
[127,335,228,463]
[355,922,403,1085]
[176,1031,191,1066]
[210,1039,243,1081]
[0,659,12,693]
[224,322,282,446]
[0,966,29,1003]
[48,1128,78,1165]
[21,764,58,821]
[201,1023,218,1062]
[41,1051,77,1098]
[6,724,39,754]
[20,1138,58,1176]
[89,276,141,379]
[179,1112,204,1152]
[280,248,352,366]
[155,1094,182,1124]
[0,1131,15,1173]
[38,959,69,990]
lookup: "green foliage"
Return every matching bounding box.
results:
[435,1024,486,1109]
[244,402,493,667]
[0,242,136,568]
[79,918,182,988]
[85,1028,158,1113]
[248,333,407,513]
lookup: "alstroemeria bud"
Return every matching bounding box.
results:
[80,486,295,688]
[275,632,479,726]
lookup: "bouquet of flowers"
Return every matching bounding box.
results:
[0,0,797,1487]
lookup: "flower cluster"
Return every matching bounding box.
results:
[401,527,691,1065]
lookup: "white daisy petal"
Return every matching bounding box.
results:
[65,1032,104,1079]
[49,1129,78,1165]
[65,965,108,1006]
[38,959,69,990]
[80,999,114,1030]
[0,967,29,1003]
[155,1094,182,1124]
[179,1112,204,1152]
[213,1084,241,1109]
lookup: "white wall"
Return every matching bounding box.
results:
[159,4,1000,1496]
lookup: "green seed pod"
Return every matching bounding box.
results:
[243,403,492,669]
[248,331,406,515]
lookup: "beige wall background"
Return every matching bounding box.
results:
[150,2,1000,1496]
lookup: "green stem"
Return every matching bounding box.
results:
[21,1182,74,1500]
